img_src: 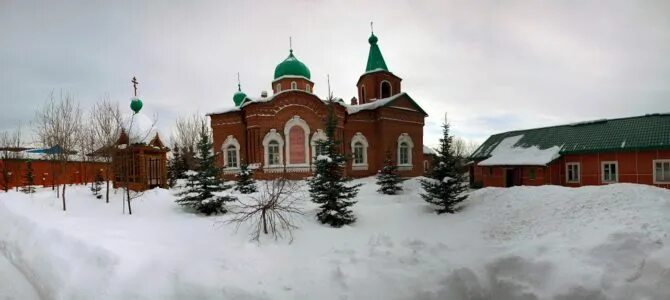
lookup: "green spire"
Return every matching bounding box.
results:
[365,27,389,72]
[233,73,247,107]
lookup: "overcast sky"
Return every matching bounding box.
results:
[1,0,669,147]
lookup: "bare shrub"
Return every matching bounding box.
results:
[227,178,304,243]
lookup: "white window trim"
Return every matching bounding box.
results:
[601,161,618,183]
[350,132,369,170]
[380,80,392,98]
[423,160,429,172]
[653,159,670,184]
[310,129,328,162]
[397,133,414,168]
[291,81,297,90]
[221,135,240,169]
[283,115,310,168]
[305,84,311,93]
[275,83,281,93]
[262,129,284,168]
[566,162,580,183]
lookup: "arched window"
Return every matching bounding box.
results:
[354,142,364,164]
[311,129,328,161]
[399,142,410,165]
[306,84,311,93]
[360,85,366,103]
[423,160,429,172]
[276,83,281,92]
[268,141,280,165]
[226,145,238,168]
[350,132,369,170]
[222,135,240,169]
[262,129,284,168]
[397,133,414,169]
[291,81,297,90]
[380,81,392,98]
[284,115,310,167]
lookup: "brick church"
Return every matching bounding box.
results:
[208,30,432,179]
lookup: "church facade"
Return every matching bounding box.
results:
[208,31,431,179]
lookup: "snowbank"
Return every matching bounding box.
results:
[1,180,669,299]
[478,135,561,166]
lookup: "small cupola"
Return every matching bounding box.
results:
[233,73,247,107]
[356,25,402,105]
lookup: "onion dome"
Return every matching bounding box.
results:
[365,32,389,72]
[130,97,143,114]
[274,49,311,80]
[233,83,247,107]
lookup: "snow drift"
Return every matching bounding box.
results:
[1,179,669,299]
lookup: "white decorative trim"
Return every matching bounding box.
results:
[653,159,670,184]
[275,83,281,93]
[310,129,328,161]
[221,135,240,169]
[262,129,284,168]
[284,115,311,167]
[351,132,369,170]
[291,81,297,90]
[397,133,414,168]
[305,84,311,93]
[566,162,580,183]
[601,161,618,183]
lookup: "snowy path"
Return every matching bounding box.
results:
[0,254,40,300]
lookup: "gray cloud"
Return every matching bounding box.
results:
[1,0,669,147]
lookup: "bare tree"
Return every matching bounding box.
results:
[90,97,123,203]
[227,178,304,243]
[0,127,23,192]
[171,113,206,170]
[34,91,82,210]
[453,137,481,158]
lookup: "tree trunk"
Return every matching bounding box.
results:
[61,184,66,211]
[262,210,268,234]
[105,179,110,203]
[126,186,132,215]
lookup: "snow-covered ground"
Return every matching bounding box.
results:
[1,178,669,299]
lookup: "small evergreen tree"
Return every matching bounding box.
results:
[420,117,468,214]
[376,151,403,195]
[91,169,103,199]
[21,160,36,194]
[235,162,257,194]
[308,101,361,227]
[167,143,184,187]
[175,123,235,215]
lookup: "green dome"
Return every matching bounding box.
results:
[233,84,246,106]
[130,97,143,114]
[274,50,311,80]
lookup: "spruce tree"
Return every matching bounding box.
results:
[420,117,468,214]
[376,151,403,195]
[91,169,103,199]
[21,160,35,194]
[167,143,183,187]
[308,101,361,227]
[235,162,257,194]
[175,123,235,215]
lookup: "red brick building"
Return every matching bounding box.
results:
[209,31,432,179]
[470,114,670,189]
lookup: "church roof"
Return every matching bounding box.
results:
[274,50,311,80]
[233,83,247,107]
[365,33,389,72]
[346,92,427,116]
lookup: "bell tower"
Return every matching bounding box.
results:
[356,25,402,104]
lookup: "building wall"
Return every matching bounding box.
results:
[472,149,670,189]
[0,159,111,190]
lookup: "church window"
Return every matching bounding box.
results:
[350,132,369,170]
[306,84,311,93]
[268,141,280,165]
[222,135,240,169]
[311,129,328,161]
[381,81,392,98]
[226,145,238,168]
[397,133,414,167]
[291,81,297,90]
[360,85,366,102]
[276,83,281,92]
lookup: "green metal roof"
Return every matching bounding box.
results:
[365,33,388,72]
[233,83,246,107]
[471,113,670,160]
[274,50,311,80]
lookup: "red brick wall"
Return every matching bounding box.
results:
[356,71,402,104]
[0,159,111,190]
[472,149,670,189]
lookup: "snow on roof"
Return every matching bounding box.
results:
[423,145,436,155]
[346,93,407,114]
[477,135,561,166]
